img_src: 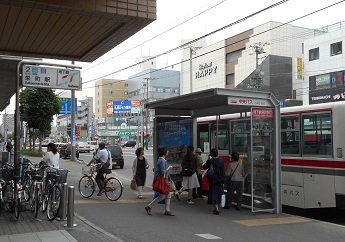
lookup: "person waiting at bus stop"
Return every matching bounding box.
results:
[203,148,225,215]
[224,152,245,210]
[87,142,112,196]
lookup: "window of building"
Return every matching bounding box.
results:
[109,91,113,95]
[316,74,330,90]
[302,113,332,156]
[108,83,112,87]
[124,91,128,95]
[98,92,99,96]
[128,93,132,98]
[174,89,179,94]
[309,47,319,61]
[309,76,316,91]
[331,41,342,56]
[125,83,128,87]
[226,49,244,63]
[164,88,170,93]
[302,43,304,54]
[226,74,235,85]
[97,100,99,104]
[157,88,163,93]
[331,71,343,88]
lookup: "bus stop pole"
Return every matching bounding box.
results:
[274,105,282,214]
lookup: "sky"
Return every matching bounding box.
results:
[2,0,345,117]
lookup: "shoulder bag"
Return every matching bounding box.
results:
[102,151,111,172]
[152,175,169,195]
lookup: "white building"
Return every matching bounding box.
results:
[181,21,316,102]
[302,21,345,105]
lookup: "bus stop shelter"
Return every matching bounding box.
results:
[145,88,282,214]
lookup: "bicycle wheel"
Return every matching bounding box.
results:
[78,175,95,198]
[33,188,39,218]
[14,192,20,219]
[23,177,31,202]
[47,185,61,221]
[104,177,123,201]
[42,184,50,213]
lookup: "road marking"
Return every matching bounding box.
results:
[195,234,222,240]
[234,217,310,226]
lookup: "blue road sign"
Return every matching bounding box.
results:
[60,98,78,114]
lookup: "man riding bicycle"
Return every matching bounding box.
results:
[87,142,112,196]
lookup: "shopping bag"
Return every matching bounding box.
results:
[152,175,169,195]
[168,176,176,192]
[153,191,166,204]
[220,193,226,208]
[130,177,137,191]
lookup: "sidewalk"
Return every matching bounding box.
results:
[0,155,123,242]
[0,211,123,242]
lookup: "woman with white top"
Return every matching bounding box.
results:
[42,143,60,169]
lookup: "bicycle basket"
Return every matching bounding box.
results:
[1,166,14,181]
[45,167,58,182]
[57,169,69,183]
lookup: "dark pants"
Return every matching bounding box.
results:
[225,181,243,209]
[96,169,105,190]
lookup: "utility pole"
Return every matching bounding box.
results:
[189,46,197,93]
[71,61,76,161]
[248,43,266,90]
[142,77,157,150]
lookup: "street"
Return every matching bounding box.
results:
[61,147,246,242]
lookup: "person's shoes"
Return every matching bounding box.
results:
[175,192,181,201]
[213,210,220,215]
[223,205,230,209]
[145,206,152,215]
[198,195,205,199]
[192,194,198,199]
[164,210,175,216]
[186,200,194,205]
[97,189,105,196]
[235,207,241,211]
[138,195,143,199]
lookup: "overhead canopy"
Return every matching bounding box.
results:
[0,0,156,110]
[0,1,156,62]
[145,88,279,117]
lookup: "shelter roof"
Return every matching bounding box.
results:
[145,88,279,117]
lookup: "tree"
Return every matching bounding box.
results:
[20,88,61,151]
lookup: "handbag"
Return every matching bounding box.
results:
[102,151,111,172]
[168,175,176,192]
[130,176,137,190]
[152,175,169,195]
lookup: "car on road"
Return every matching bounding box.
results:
[54,142,67,153]
[122,140,136,148]
[78,142,92,153]
[106,145,124,169]
[60,143,80,159]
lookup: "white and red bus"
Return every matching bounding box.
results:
[195,101,345,209]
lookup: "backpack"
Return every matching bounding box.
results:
[180,155,195,176]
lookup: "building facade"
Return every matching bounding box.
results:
[94,79,128,119]
[1,113,14,138]
[302,22,345,105]
[181,21,316,102]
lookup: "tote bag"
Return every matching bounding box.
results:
[152,175,169,195]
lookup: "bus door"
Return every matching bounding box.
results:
[250,107,275,212]
[210,121,229,156]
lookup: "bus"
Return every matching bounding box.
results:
[195,101,345,209]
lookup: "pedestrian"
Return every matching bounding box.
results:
[145,146,174,216]
[132,147,149,199]
[6,139,13,161]
[224,152,245,210]
[176,145,200,204]
[193,148,204,198]
[203,148,225,215]
[87,142,112,196]
[42,143,60,169]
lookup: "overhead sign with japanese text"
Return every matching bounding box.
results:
[113,100,131,114]
[228,97,270,107]
[23,65,81,90]
[59,98,78,115]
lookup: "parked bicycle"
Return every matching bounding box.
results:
[1,163,23,219]
[41,167,62,221]
[78,164,123,201]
